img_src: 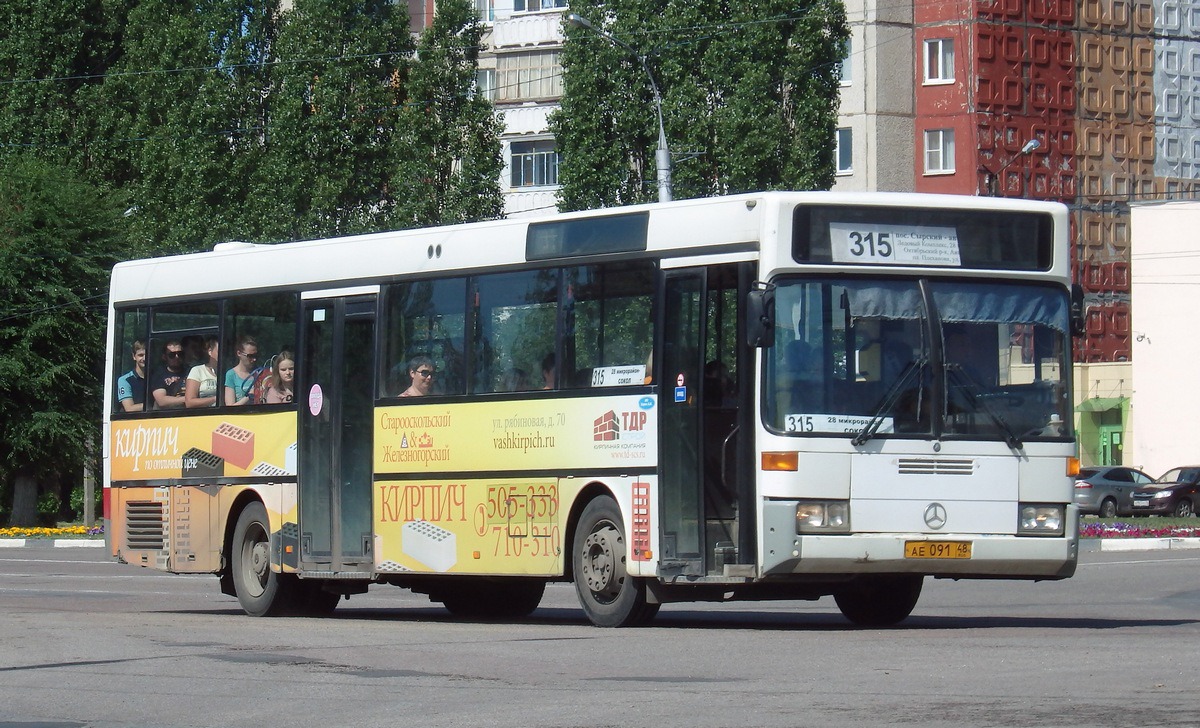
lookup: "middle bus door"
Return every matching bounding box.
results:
[660,263,753,578]
[298,294,376,574]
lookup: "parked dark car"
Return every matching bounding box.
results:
[1130,466,1200,517]
[1074,466,1156,518]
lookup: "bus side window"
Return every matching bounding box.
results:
[566,262,654,388]
[473,270,558,394]
[382,278,467,398]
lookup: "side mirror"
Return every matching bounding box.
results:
[746,283,775,348]
[1070,283,1085,337]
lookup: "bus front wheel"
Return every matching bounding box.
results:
[572,496,659,627]
[231,501,295,617]
[834,575,923,627]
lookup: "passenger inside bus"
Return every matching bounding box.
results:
[151,340,187,409]
[116,340,147,412]
[185,336,219,408]
[541,353,555,389]
[398,355,435,397]
[264,350,295,404]
[225,334,259,406]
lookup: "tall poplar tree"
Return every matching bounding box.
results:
[99,0,278,254]
[389,0,504,228]
[255,0,414,241]
[550,0,848,210]
[0,157,124,525]
[0,0,132,176]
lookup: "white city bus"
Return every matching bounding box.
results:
[103,191,1080,627]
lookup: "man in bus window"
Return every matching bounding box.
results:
[116,340,147,412]
[151,340,187,409]
[398,356,435,397]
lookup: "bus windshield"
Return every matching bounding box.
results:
[765,277,1071,442]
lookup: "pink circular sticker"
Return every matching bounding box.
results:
[308,383,323,416]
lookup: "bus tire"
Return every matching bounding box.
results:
[834,575,923,627]
[439,579,546,619]
[298,580,341,616]
[231,501,294,617]
[572,496,659,627]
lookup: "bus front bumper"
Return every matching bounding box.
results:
[761,532,1078,580]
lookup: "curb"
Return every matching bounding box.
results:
[0,539,105,548]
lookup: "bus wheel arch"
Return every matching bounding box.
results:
[570,490,659,627]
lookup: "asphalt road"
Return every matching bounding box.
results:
[1,545,1198,728]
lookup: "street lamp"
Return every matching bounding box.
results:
[988,138,1041,197]
[566,13,672,203]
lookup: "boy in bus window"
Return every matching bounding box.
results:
[398,356,435,397]
[117,340,147,412]
[151,340,187,409]
[225,334,259,406]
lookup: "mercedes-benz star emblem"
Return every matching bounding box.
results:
[924,502,947,530]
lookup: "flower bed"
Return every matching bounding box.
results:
[1078,521,1200,539]
[0,525,105,539]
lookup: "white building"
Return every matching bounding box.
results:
[476,1,567,218]
[1128,201,1200,476]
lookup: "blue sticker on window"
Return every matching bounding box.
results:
[674,387,686,403]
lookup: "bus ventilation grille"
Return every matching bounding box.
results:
[897,458,975,476]
[125,501,166,550]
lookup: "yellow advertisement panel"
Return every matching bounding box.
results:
[110,411,297,482]
[374,394,659,475]
[373,478,572,575]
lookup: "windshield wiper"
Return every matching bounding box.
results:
[852,358,926,446]
[945,364,1023,449]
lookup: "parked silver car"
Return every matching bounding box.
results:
[1074,466,1156,518]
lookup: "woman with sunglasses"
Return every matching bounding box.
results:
[398,355,435,397]
[225,334,260,406]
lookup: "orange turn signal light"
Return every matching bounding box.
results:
[761,451,799,471]
[1066,456,1080,477]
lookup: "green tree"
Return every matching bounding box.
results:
[0,0,133,176]
[550,0,848,210]
[255,0,414,241]
[0,157,125,526]
[97,0,279,254]
[389,0,504,228]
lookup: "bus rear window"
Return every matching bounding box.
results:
[793,204,1053,271]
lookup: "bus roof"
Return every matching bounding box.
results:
[109,191,1067,305]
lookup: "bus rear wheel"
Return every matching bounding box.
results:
[573,496,659,627]
[231,501,295,617]
[439,579,546,619]
[834,575,923,627]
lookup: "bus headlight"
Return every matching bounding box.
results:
[796,501,850,533]
[1018,504,1064,536]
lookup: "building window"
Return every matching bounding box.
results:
[510,139,559,187]
[513,0,567,10]
[835,128,853,174]
[837,37,852,86]
[474,0,493,21]
[923,38,954,84]
[497,50,562,102]
[475,69,496,102]
[924,129,956,174]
